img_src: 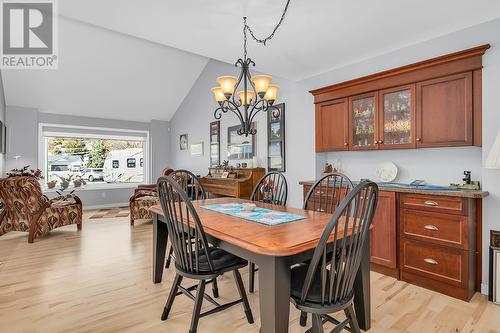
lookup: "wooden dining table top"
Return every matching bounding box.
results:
[149,197,348,257]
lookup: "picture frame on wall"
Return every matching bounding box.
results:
[209,121,220,166]
[190,142,203,157]
[227,122,256,160]
[179,134,188,150]
[267,103,285,172]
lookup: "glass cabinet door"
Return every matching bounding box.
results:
[350,93,377,150]
[379,85,415,148]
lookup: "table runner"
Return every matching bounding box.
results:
[201,203,306,226]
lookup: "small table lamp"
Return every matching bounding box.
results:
[486,131,500,169]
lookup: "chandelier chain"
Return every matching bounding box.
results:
[242,0,291,59]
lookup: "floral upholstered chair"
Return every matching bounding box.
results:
[129,168,174,225]
[0,176,83,243]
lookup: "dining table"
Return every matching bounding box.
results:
[149,197,371,333]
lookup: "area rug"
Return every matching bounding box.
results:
[89,207,130,219]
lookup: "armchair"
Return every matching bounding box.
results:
[0,176,82,243]
[129,168,174,225]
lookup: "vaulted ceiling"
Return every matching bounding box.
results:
[3,0,500,121]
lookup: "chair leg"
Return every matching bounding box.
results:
[300,311,308,326]
[311,314,324,333]
[130,218,134,226]
[165,245,174,268]
[233,269,254,324]
[345,304,361,333]
[77,223,82,230]
[161,273,183,320]
[248,262,255,293]
[211,278,219,298]
[189,280,206,333]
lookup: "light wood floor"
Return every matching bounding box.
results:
[1,212,500,333]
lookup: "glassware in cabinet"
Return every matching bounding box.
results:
[351,95,376,149]
[380,86,415,147]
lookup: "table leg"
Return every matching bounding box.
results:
[258,256,291,333]
[353,236,371,331]
[153,213,168,283]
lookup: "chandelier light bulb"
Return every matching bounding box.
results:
[251,75,272,97]
[211,87,225,104]
[264,84,279,104]
[216,76,237,98]
[237,90,254,106]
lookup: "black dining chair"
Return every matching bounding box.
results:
[165,170,207,268]
[157,176,254,333]
[290,180,378,333]
[170,169,207,201]
[164,170,219,297]
[250,171,288,206]
[248,171,288,293]
[300,172,354,326]
[303,172,354,213]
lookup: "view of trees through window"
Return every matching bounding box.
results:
[46,136,145,185]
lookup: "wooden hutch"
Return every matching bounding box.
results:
[306,45,490,301]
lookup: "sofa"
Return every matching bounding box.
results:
[0,176,83,243]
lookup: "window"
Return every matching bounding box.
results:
[42,129,148,188]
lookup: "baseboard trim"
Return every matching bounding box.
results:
[83,202,129,210]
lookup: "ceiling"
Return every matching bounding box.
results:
[59,0,500,80]
[2,16,208,122]
[3,0,500,122]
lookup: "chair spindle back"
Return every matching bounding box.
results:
[170,169,206,201]
[303,173,353,213]
[250,171,288,206]
[301,180,378,306]
[157,176,213,274]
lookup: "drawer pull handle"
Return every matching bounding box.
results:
[424,200,438,206]
[424,258,438,265]
[424,224,439,231]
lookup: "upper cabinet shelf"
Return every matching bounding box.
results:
[312,45,489,152]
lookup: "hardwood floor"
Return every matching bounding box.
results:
[1,211,499,333]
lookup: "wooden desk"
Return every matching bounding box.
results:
[150,198,371,333]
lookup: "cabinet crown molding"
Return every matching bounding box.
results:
[310,44,490,104]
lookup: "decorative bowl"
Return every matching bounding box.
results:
[242,203,256,212]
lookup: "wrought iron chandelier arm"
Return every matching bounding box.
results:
[248,98,266,122]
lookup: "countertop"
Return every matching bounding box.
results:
[299,180,489,199]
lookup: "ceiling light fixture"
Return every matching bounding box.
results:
[211,0,291,136]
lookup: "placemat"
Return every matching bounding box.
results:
[201,203,306,226]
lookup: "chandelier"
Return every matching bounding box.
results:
[211,0,291,136]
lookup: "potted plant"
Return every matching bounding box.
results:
[46,180,57,189]
[73,175,86,188]
[7,165,44,180]
[57,174,74,190]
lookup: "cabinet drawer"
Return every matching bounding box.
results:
[399,193,467,215]
[401,209,469,249]
[400,239,467,287]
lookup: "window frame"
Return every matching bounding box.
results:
[39,123,150,189]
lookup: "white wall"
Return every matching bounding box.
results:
[169,60,315,208]
[5,106,171,208]
[169,18,500,291]
[0,72,6,176]
[150,119,171,178]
